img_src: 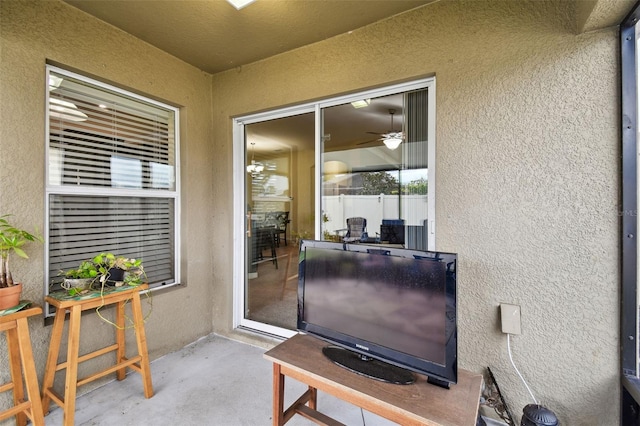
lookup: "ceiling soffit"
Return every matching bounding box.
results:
[63,0,432,74]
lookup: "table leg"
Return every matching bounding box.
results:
[15,317,44,426]
[6,325,26,426]
[308,386,317,411]
[131,291,153,398]
[62,306,82,426]
[41,309,66,414]
[273,363,284,426]
[115,300,126,381]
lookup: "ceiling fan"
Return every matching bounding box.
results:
[357,109,404,150]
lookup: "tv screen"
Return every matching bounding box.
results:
[297,240,457,387]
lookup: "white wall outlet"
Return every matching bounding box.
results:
[500,303,522,335]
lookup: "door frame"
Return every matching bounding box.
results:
[232,77,436,337]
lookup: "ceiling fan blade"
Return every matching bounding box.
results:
[366,131,384,135]
[356,138,382,146]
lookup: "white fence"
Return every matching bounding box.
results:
[322,194,428,237]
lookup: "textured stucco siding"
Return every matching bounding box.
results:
[0,0,622,424]
[0,0,215,400]
[212,1,619,424]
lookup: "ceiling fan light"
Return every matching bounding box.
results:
[383,137,402,150]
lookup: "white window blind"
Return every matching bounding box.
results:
[46,66,179,304]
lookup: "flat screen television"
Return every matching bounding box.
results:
[297,240,457,388]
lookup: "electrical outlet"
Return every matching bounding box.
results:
[500,303,521,335]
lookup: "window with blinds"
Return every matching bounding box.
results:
[45,66,180,307]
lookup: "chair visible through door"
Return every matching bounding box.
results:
[343,217,368,243]
[275,211,290,247]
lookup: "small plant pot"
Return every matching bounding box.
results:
[106,268,125,286]
[62,278,94,291]
[0,282,22,310]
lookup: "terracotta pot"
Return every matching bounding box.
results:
[0,283,22,310]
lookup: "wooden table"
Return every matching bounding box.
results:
[0,303,44,426]
[42,284,153,426]
[264,333,483,426]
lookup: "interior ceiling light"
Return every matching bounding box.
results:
[49,98,88,122]
[247,160,264,174]
[324,160,348,175]
[49,75,63,91]
[381,109,404,150]
[382,135,403,150]
[246,142,264,175]
[351,99,371,109]
[48,75,88,122]
[226,0,256,10]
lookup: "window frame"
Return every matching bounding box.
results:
[621,3,640,422]
[44,65,181,316]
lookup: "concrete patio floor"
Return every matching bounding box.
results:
[42,333,396,425]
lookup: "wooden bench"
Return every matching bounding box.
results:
[0,303,44,426]
[42,284,153,426]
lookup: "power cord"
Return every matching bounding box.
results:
[506,333,538,405]
[360,407,366,426]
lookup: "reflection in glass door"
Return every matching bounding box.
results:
[243,113,314,333]
[321,90,430,250]
[233,78,435,338]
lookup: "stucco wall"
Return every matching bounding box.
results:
[0,0,622,423]
[212,1,619,424]
[0,0,215,400]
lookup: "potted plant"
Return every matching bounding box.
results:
[91,252,145,288]
[0,214,42,309]
[60,260,99,295]
[291,230,312,246]
[59,252,145,296]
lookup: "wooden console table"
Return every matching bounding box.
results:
[42,284,153,426]
[0,303,44,426]
[264,333,483,426]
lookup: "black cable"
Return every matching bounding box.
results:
[487,367,515,425]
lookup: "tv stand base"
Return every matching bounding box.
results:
[264,333,482,426]
[427,376,451,389]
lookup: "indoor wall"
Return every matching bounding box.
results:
[0,0,215,395]
[211,1,619,424]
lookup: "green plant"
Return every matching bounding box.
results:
[292,229,312,242]
[0,215,43,287]
[63,260,99,280]
[59,253,149,322]
[91,252,145,287]
[59,253,145,296]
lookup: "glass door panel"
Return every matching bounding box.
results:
[244,112,314,331]
[234,78,434,338]
[321,90,429,249]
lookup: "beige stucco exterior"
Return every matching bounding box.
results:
[0,0,623,424]
[0,0,216,400]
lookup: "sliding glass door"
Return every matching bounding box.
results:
[321,89,430,250]
[233,78,435,337]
